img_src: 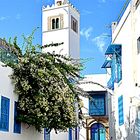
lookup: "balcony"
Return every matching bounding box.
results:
[89,94,106,116]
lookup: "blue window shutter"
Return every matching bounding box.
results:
[117,63,122,83]
[44,128,50,140]
[89,94,105,116]
[0,96,10,131]
[14,101,21,133]
[118,95,124,126]
[69,128,72,140]
[75,127,79,140]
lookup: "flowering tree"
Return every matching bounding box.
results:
[10,32,83,133]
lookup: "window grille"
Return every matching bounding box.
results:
[89,94,105,116]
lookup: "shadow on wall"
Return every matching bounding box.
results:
[115,113,140,140]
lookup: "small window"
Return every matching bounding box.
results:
[52,19,55,29]
[118,95,124,126]
[71,16,78,33]
[56,18,59,29]
[14,101,21,134]
[137,37,140,54]
[51,17,60,30]
[48,15,63,31]
[0,96,10,131]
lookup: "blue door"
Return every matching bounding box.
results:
[91,123,106,140]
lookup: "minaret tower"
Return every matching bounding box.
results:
[42,1,80,140]
[42,0,80,60]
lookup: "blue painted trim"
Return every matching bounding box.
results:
[105,44,121,55]
[44,128,46,140]
[0,96,10,132]
[89,94,106,116]
[118,95,124,126]
[0,96,1,124]
[13,101,21,134]
[44,128,50,140]
[75,127,79,140]
[69,128,72,140]
[101,59,112,68]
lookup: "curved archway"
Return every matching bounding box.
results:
[91,123,106,140]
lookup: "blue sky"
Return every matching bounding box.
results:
[0,0,126,75]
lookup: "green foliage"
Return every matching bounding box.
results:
[10,31,84,132]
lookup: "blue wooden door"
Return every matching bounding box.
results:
[91,123,106,140]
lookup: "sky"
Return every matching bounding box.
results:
[0,0,127,75]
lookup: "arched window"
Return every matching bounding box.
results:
[91,123,106,140]
[56,18,59,29]
[48,15,63,31]
[52,19,55,29]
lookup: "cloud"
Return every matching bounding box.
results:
[81,10,93,16]
[98,0,106,3]
[92,33,108,53]
[0,16,9,21]
[80,27,93,40]
[16,14,21,20]
[35,0,41,3]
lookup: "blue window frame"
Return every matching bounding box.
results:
[75,127,79,140]
[89,94,105,116]
[118,95,124,126]
[0,96,10,131]
[44,128,50,140]
[69,128,72,140]
[116,63,122,83]
[14,101,21,133]
[91,123,106,140]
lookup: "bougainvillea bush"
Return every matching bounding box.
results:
[10,32,84,133]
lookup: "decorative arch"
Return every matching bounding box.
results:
[90,123,106,140]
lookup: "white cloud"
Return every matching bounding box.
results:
[92,33,108,53]
[0,16,9,21]
[81,10,93,15]
[80,27,93,40]
[16,14,21,20]
[98,0,106,3]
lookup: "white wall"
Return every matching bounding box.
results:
[69,6,80,59]
[109,1,140,140]
[78,74,108,140]
[0,62,44,140]
[42,3,80,59]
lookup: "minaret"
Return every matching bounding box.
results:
[55,0,68,5]
[42,0,80,60]
[42,1,80,140]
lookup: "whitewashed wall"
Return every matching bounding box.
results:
[42,3,80,59]
[78,74,108,140]
[109,1,140,140]
[0,62,44,140]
